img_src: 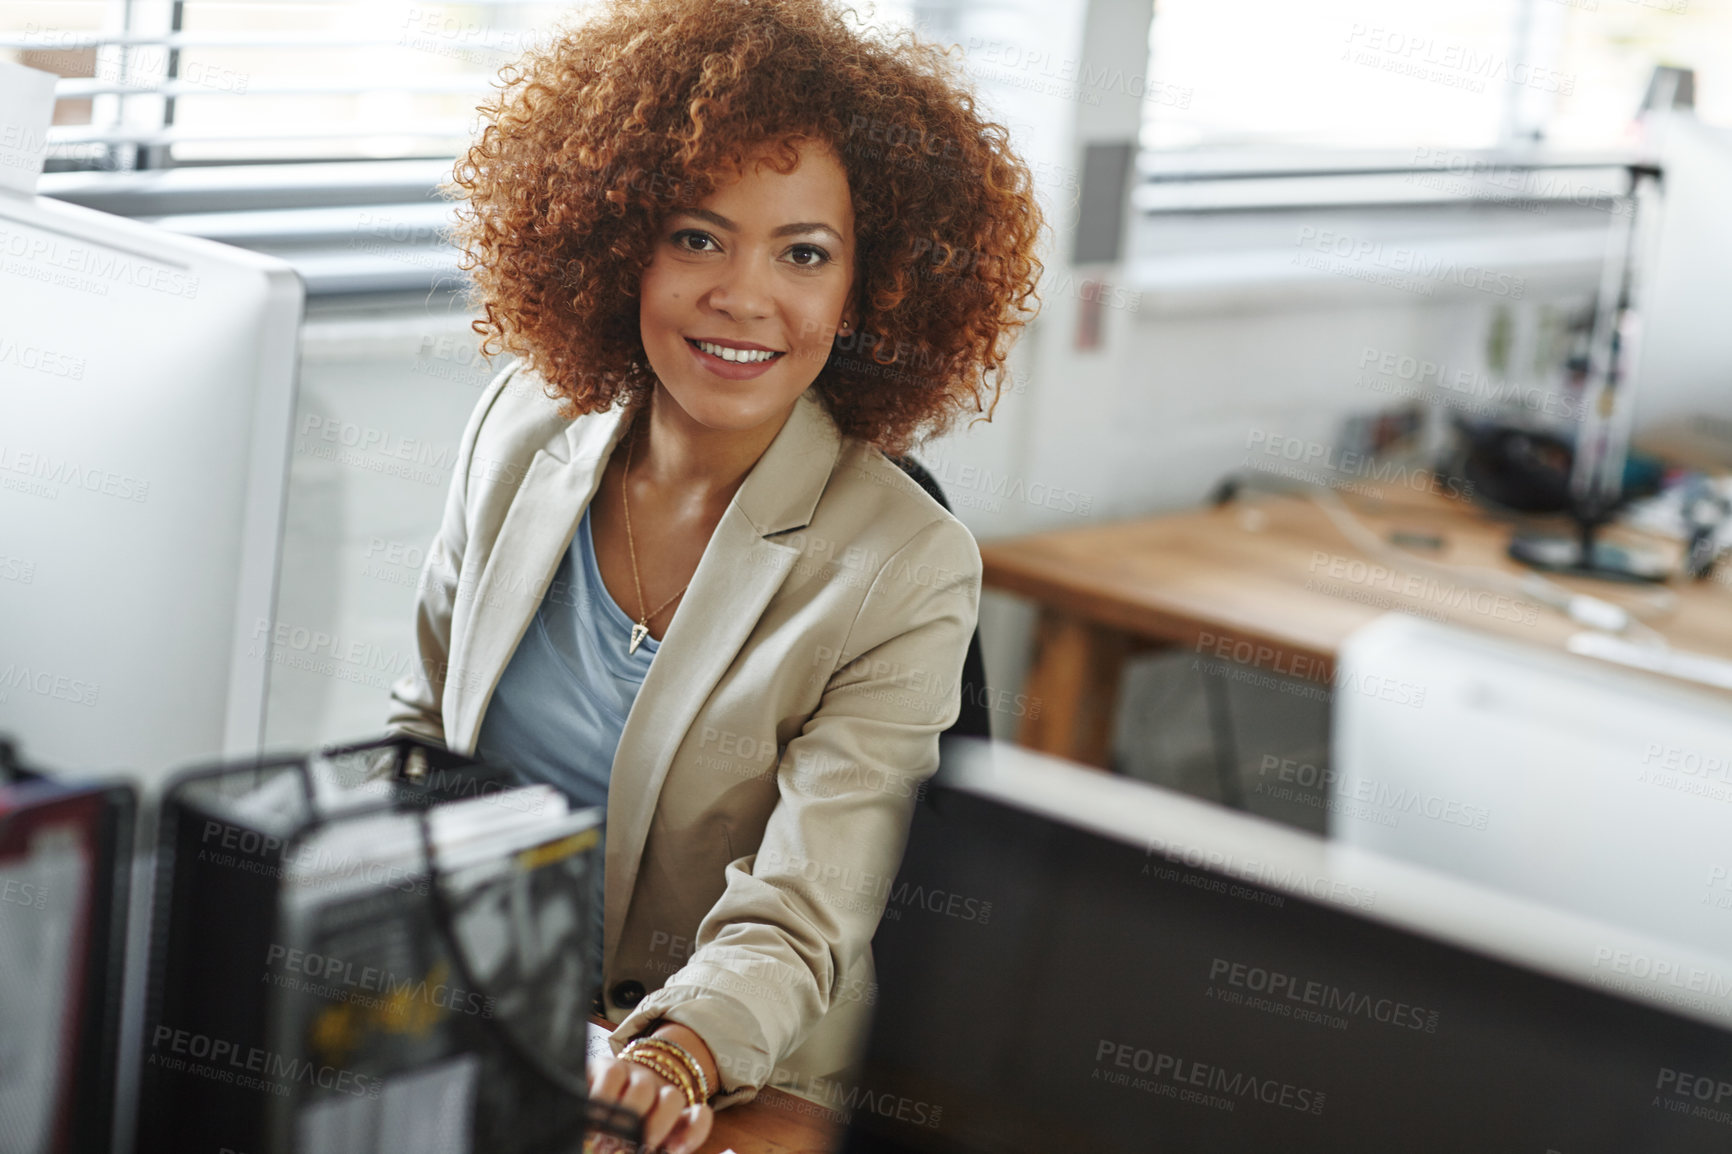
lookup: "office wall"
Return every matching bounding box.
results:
[919,197,1609,794]
[266,301,500,750]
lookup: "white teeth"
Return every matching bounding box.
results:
[695,340,779,363]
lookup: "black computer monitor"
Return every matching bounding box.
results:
[840,739,1732,1153]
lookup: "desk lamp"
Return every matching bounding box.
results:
[1508,71,1691,581]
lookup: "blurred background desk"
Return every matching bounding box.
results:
[982,486,1732,769]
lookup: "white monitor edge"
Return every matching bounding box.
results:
[1,189,305,776]
[939,734,1732,1036]
[222,267,303,762]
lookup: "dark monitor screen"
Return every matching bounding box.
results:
[841,742,1732,1154]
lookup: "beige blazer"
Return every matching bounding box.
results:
[385,361,981,1108]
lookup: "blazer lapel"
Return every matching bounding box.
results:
[445,404,633,754]
[602,391,842,975]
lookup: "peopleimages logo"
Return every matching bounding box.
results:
[0,662,100,707]
[1207,957,1441,1033]
[1654,1064,1732,1127]
[0,337,85,379]
[1143,835,1377,910]
[1293,225,1525,299]
[196,817,429,896]
[1342,25,1576,96]
[1093,1038,1326,1115]
[915,454,1094,516]
[1642,743,1732,782]
[1244,429,1474,500]
[716,1054,943,1129]
[1306,550,1537,626]
[147,1026,382,1100]
[263,946,495,1018]
[1655,1065,1732,1127]
[1356,344,1582,421]
[0,875,48,911]
[0,443,151,503]
[754,848,994,924]
[1658,1066,1732,1105]
[1255,756,1491,831]
[1589,946,1732,1014]
[0,222,200,298]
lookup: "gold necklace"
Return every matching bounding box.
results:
[620,425,689,655]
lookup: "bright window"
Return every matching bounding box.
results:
[2,0,577,170]
[1142,0,1729,153]
[8,1,1726,174]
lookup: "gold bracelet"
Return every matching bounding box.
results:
[621,1050,697,1107]
[621,1047,693,1094]
[619,1048,698,1108]
[629,1036,712,1101]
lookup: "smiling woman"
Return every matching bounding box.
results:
[388,2,1044,1151]
[447,0,1043,450]
[636,143,859,436]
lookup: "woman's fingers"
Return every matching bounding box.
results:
[657,1103,715,1154]
[615,1065,663,1123]
[638,1083,690,1151]
[587,1056,714,1153]
[589,1054,657,1113]
[587,1056,631,1102]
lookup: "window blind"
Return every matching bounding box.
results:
[1,0,579,172]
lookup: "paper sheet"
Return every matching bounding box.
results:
[0,60,57,195]
[586,1019,615,1063]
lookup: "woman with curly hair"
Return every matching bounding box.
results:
[386,0,1043,1147]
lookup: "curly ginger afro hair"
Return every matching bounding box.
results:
[448,0,1045,453]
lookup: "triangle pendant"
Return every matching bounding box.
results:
[628,622,649,655]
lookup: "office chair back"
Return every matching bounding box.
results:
[889,456,991,741]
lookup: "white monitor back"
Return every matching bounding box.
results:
[1634,112,1732,434]
[1331,613,1732,966]
[0,189,301,783]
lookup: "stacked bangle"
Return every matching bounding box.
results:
[624,1053,696,1105]
[629,1037,712,1101]
[620,1034,711,1106]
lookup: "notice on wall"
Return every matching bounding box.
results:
[0,59,58,196]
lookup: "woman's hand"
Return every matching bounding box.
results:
[586,1043,715,1153]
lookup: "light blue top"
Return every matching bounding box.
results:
[476,505,657,808]
[476,507,655,991]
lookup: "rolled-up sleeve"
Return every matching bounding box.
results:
[608,515,982,1107]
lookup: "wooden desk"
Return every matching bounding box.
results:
[586,1016,839,1154]
[700,1088,841,1154]
[981,488,1732,768]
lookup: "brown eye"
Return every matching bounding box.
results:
[672,229,717,252]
